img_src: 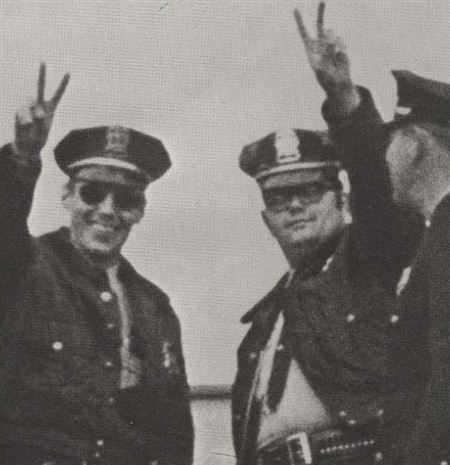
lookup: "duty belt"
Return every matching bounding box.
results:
[256,424,383,465]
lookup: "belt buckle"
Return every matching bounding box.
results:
[286,431,312,465]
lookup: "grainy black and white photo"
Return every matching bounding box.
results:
[1,1,450,464]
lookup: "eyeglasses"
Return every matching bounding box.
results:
[77,182,146,211]
[263,182,335,212]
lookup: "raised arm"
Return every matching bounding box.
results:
[0,64,70,267]
[293,3,423,280]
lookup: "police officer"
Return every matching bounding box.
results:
[231,5,424,465]
[295,3,450,464]
[0,65,194,465]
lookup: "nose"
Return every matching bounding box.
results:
[96,193,116,215]
[288,194,306,210]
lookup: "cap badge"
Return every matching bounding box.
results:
[274,129,301,165]
[105,126,130,154]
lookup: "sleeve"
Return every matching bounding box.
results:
[0,143,41,268]
[158,310,194,465]
[322,88,424,283]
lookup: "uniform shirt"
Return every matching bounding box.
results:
[256,312,331,449]
[106,265,141,389]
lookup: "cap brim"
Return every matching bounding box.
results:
[259,167,335,190]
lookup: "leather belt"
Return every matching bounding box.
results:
[256,425,382,465]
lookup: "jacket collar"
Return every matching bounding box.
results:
[41,227,135,284]
[240,273,289,324]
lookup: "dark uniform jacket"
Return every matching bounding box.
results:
[0,145,194,465]
[327,88,450,464]
[395,195,450,464]
[231,89,425,465]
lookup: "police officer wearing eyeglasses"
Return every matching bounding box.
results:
[0,65,194,465]
[231,5,425,465]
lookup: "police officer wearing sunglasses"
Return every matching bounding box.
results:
[0,65,193,465]
[231,4,425,465]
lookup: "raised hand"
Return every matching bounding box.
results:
[14,63,70,157]
[294,2,352,96]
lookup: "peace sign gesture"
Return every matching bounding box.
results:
[14,63,70,157]
[294,2,352,96]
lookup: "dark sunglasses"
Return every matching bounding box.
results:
[78,182,145,211]
[263,182,336,212]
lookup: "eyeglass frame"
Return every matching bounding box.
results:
[72,178,147,211]
[262,181,338,213]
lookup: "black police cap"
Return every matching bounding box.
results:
[54,125,171,184]
[391,70,450,126]
[240,129,341,190]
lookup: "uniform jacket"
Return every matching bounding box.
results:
[395,195,450,464]
[328,89,450,465]
[0,145,194,465]
[231,89,425,465]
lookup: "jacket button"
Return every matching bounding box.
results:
[94,451,101,458]
[440,462,448,465]
[52,341,63,352]
[390,314,399,324]
[106,322,115,330]
[276,344,284,352]
[107,397,115,405]
[104,360,113,369]
[100,291,113,302]
[338,410,347,417]
[248,352,258,361]
[375,452,383,461]
[96,439,105,447]
[346,313,355,323]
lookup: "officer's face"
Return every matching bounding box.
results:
[63,166,146,260]
[262,178,344,252]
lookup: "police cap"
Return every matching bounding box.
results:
[239,129,341,190]
[390,70,450,127]
[54,125,171,185]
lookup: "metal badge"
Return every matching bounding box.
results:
[105,126,130,154]
[162,341,180,375]
[274,129,301,165]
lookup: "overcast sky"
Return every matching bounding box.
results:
[1,0,450,386]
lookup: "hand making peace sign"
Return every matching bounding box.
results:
[14,63,70,157]
[294,2,352,95]
[294,2,360,113]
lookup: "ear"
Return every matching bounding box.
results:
[61,183,74,210]
[128,199,147,224]
[261,209,276,238]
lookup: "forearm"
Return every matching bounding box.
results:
[323,87,423,274]
[0,143,41,265]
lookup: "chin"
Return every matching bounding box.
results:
[83,237,123,257]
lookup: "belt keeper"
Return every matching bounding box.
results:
[288,432,312,465]
[298,432,312,464]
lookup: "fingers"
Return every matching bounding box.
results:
[37,62,70,108]
[15,97,35,125]
[51,73,70,107]
[37,63,46,104]
[293,9,311,45]
[317,2,326,39]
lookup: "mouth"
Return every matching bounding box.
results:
[285,218,314,229]
[90,223,118,233]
